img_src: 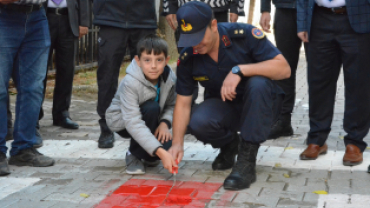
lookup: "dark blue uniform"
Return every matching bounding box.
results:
[177,23,284,147]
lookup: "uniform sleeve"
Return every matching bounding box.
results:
[162,0,178,16]
[246,27,281,62]
[176,62,196,96]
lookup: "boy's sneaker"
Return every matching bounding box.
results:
[0,152,10,176]
[8,148,55,167]
[125,152,145,174]
[143,160,160,167]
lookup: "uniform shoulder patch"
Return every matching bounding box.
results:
[251,28,265,39]
[178,47,195,66]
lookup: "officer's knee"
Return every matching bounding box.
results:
[140,100,160,117]
[245,76,272,95]
[188,113,210,139]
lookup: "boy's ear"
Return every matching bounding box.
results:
[134,55,140,66]
[165,56,170,65]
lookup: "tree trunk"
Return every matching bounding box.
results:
[157,0,179,62]
[248,0,255,24]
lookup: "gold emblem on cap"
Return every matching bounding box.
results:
[234,30,238,34]
[184,52,188,56]
[181,20,193,32]
[239,29,244,34]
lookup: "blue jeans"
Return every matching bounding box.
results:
[0,7,50,156]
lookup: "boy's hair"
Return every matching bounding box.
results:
[137,34,168,58]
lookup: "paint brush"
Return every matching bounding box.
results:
[165,161,179,200]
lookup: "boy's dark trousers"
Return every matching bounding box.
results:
[117,100,172,162]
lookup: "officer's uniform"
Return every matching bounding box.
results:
[176,23,284,146]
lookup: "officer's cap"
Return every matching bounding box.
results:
[176,1,213,47]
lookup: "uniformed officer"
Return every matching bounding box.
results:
[168,1,291,190]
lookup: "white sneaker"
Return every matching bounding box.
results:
[125,152,145,174]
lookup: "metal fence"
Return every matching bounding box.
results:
[74,2,99,72]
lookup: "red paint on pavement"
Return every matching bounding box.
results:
[94,179,222,208]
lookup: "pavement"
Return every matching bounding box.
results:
[2,50,370,208]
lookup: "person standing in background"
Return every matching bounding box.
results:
[92,0,157,148]
[0,0,55,176]
[260,0,305,139]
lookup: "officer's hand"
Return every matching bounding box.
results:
[0,0,18,4]
[221,71,241,101]
[156,148,178,174]
[168,143,184,164]
[79,26,88,39]
[230,13,238,23]
[165,14,178,31]
[259,12,271,33]
[298,32,309,43]
[154,122,172,144]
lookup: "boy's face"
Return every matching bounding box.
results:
[135,51,170,85]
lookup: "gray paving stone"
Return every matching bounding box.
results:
[49,202,80,208]
[0,199,18,208]
[233,193,280,207]
[7,200,58,208]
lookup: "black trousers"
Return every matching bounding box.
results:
[274,8,306,119]
[188,76,283,147]
[116,101,172,161]
[306,8,370,152]
[42,13,77,121]
[96,26,155,133]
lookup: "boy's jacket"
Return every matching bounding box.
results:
[106,59,177,156]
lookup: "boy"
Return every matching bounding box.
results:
[106,35,178,174]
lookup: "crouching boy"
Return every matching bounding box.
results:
[106,35,178,174]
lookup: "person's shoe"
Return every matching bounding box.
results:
[5,127,13,141]
[53,117,79,129]
[268,120,294,139]
[8,148,55,167]
[125,152,145,174]
[143,160,160,167]
[343,144,363,166]
[300,144,328,160]
[98,132,114,148]
[212,132,239,170]
[223,140,259,190]
[0,152,10,176]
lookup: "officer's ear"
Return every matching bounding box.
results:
[211,19,218,32]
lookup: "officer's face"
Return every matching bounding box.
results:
[193,20,218,55]
[135,51,170,85]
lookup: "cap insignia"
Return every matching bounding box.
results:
[181,20,193,32]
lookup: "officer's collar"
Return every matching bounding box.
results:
[218,25,232,48]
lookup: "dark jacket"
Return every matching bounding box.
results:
[163,0,245,16]
[297,0,370,36]
[261,0,296,13]
[92,0,157,29]
[44,0,90,37]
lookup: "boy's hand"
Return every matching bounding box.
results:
[156,148,178,174]
[155,122,172,144]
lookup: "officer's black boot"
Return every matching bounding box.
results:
[223,140,259,190]
[268,114,293,139]
[98,119,114,148]
[212,132,239,170]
